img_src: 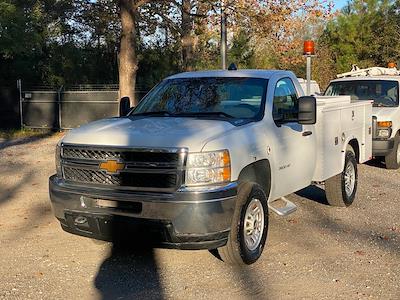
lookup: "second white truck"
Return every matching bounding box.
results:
[326,66,400,169]
[49,69,372,265]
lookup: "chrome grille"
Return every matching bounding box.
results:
[62,147,180,164]
[62,148,120,160]
[63,167,120,185]
[61,145,186,192]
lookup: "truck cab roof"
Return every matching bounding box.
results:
[166,69,295,80]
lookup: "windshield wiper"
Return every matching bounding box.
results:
[129,111,172,117]
[373,103,393,107]
[173,111,236,119]
[130,111,237,119]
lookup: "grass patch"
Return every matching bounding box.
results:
[0,128,62,140]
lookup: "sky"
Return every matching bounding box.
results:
[333,0,348,10]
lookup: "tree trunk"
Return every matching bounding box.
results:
[181,0,194,71]
[118,0,138,106]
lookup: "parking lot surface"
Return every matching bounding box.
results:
[0,135,399,299]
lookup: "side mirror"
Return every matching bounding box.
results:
[298,96,316,124]
[119,97,131,117]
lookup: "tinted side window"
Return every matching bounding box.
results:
[273,78,298,120]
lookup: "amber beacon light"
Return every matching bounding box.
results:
[303,40,315,96]
[303,40,315,56]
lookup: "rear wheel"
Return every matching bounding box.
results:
[217,182,268,265]
[325,148,358,207]
[384,134,400,169]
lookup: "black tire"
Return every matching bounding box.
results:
[384,133,400,169]
[217,182,269,265]
[325,149,358,207]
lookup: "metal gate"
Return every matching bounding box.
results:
[20,84,120,130]
[21,89,60,129]
[60,89,119,129]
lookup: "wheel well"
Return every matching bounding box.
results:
[238,160,271,198]
[348,139,360,162]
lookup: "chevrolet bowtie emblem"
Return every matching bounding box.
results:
[99,160,125,174]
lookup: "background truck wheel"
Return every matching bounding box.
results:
[217,182,268,265]
[325,148,358,207]
[384,134,400,169]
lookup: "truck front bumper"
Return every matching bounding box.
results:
[373,138,394,156]
[49,175,237,250]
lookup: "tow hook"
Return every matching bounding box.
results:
[74,216,88,225]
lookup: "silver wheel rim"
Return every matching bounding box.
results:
[344,161,356,197]
[243,198,264,251]
[396,145,400,164]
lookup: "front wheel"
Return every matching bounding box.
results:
[325,149,358,207]
[217,182,269,265]
[384,134,400,169]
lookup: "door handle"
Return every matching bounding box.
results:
[302,131,312,137]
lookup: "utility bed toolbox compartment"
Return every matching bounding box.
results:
[312,96,372,181]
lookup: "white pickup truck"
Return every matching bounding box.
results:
[298,78,321,95]
[49,69,372,265]
[326,66,400,169]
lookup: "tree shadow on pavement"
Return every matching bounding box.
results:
[230,264,270,298]
[2,201,53,243]
[304,204,400,256]
[94,244,164,300]
[0,132,57,151]
[0,169,34,206]
[210,250,271,298]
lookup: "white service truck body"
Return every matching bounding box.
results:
[312,96,372,182]
[50,69,372,264]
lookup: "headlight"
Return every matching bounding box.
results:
[55,143,62,177]
[185,150,231,186]
[377,121,392,138]
[377,129,391,138]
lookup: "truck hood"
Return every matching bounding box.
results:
[372,107,398,121]
[61,117,236,152]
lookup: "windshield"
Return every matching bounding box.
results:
[325,80,399,107]
[130,77,268,121]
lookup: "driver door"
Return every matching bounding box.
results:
[271,77,316,198]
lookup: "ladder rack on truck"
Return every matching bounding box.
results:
[337,65,400,78]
